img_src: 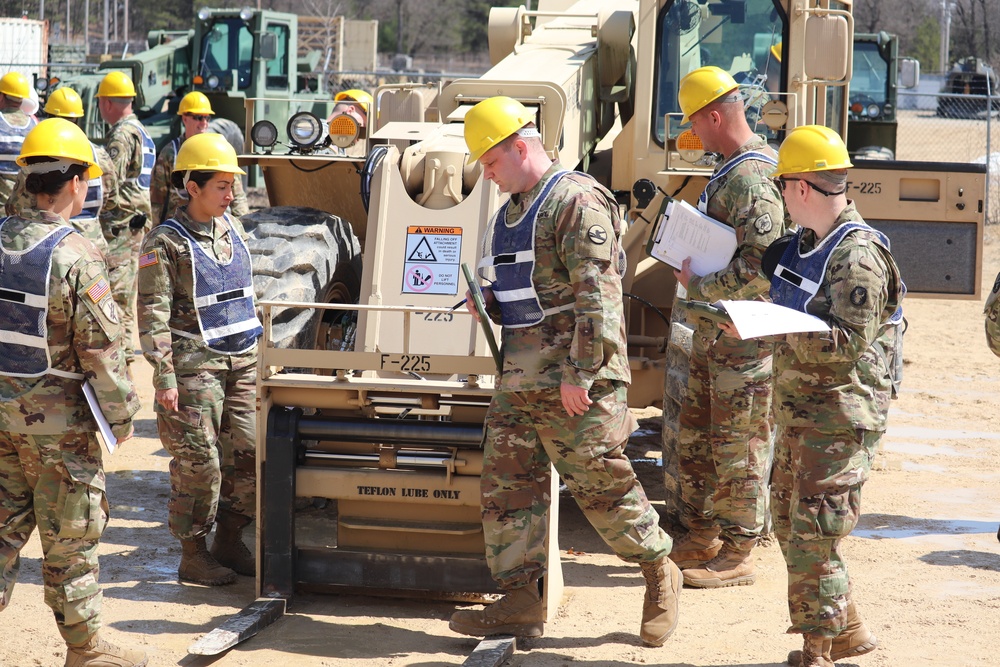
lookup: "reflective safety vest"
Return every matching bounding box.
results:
[0,218,83,379]
[160,216,262,354]
[73,143,104,223]
[478,170,576,328]
[770,221,905,327]
[698,150,777,213]
[0,111,36,176]
[124,119,155,189]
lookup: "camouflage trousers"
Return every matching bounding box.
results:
[771,425,880,636]
[677,328,773,552]
[104,225,145,359]
[0,431,108,647]
[155,363,257,541]
[482,381,670,590]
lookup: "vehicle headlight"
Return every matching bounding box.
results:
[197,7,211,20]
[251,120,278,150]
[328,113,360,149]
[239,7,253,21]
[866,103,881,118]
[34,77,49,92]
[207,74,220,90]
[287,112,325,148]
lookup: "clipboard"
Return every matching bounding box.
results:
[462,263,502,374]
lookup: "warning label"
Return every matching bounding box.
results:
[402,226,463,295]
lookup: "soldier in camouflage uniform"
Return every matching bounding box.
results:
[97,72,155,370]
[670,66,787,588]
[138,133,261,587]
[757,125,902,667]
[0,119,144,666]
[6,87,115,258]
[448,97,681,647]
[0,72,38,204]
[149,91,248,226]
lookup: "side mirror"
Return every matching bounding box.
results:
[260,32,278,60]
[899,58,920,89]
[803,15,850,81]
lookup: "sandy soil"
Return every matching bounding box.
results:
[4,175,1000,666]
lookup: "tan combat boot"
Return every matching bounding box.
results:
[639,558,682,647]
[668,527,722,569]
[179,537,237,586]
[681,545,756,588]
[787,599,878,665]
[797,634,835,667]
[210,511,255,576]
[65,634,147,667]
[449,585,544,637]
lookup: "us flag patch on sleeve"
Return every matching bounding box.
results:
[139,250,158,268]
[86,278,110,303]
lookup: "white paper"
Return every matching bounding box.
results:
[716,299,831,339]
[648,199,738,276]
[82,380,118,454]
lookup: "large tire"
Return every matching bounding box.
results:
[243,206,362,350]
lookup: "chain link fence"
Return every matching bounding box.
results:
[897,90,998,224]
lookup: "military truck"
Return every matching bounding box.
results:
[188,0,988,655]
[42,7,333,153]
[937,56,999,119]
[846,31,920,159]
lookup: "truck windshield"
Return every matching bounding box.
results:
[851,41,889,110]
[654,0,786,144]
[200,18,253,90]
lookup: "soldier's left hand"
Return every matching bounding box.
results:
[673,257,694,289]
[560,382,593,417]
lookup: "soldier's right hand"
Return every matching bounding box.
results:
[155,387,179,412]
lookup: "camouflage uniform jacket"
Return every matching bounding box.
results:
[773,203,903,431]
[0,210,139,438]
[686,135,786,308]
[100,113,152,233]
[149,133,249,226]
[983,272,1000,356]
[5,143,118,254]
[138,206,257,391]
[487,162,630,392]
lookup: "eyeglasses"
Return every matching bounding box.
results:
[774,177,844,197]
[185,114,210,122]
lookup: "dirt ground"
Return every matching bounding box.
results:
[5,178,1000,665]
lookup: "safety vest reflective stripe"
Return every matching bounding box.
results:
[73,143,103,222]
[123,119,155,189]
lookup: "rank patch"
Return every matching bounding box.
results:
[850,286,868,306]
[86,278,110,303]
[139,250,159,268]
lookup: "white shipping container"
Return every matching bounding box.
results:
[0,17,48,80]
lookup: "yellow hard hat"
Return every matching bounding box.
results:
[0,71,30,100]
[172,132,246,175]
[334,89,372,114]
[17,117,102,180]
[770,42,782,64]
[97,71,136,98]
[678,66,738,123]
[772,124,853,178]
[463,96,535,163]
[177,91,214,116]
[44,87,84,118]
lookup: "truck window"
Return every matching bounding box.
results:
[265,24,290,90]
[850,41,890,116]
[654,0,787,145]
[200,18,254,91]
